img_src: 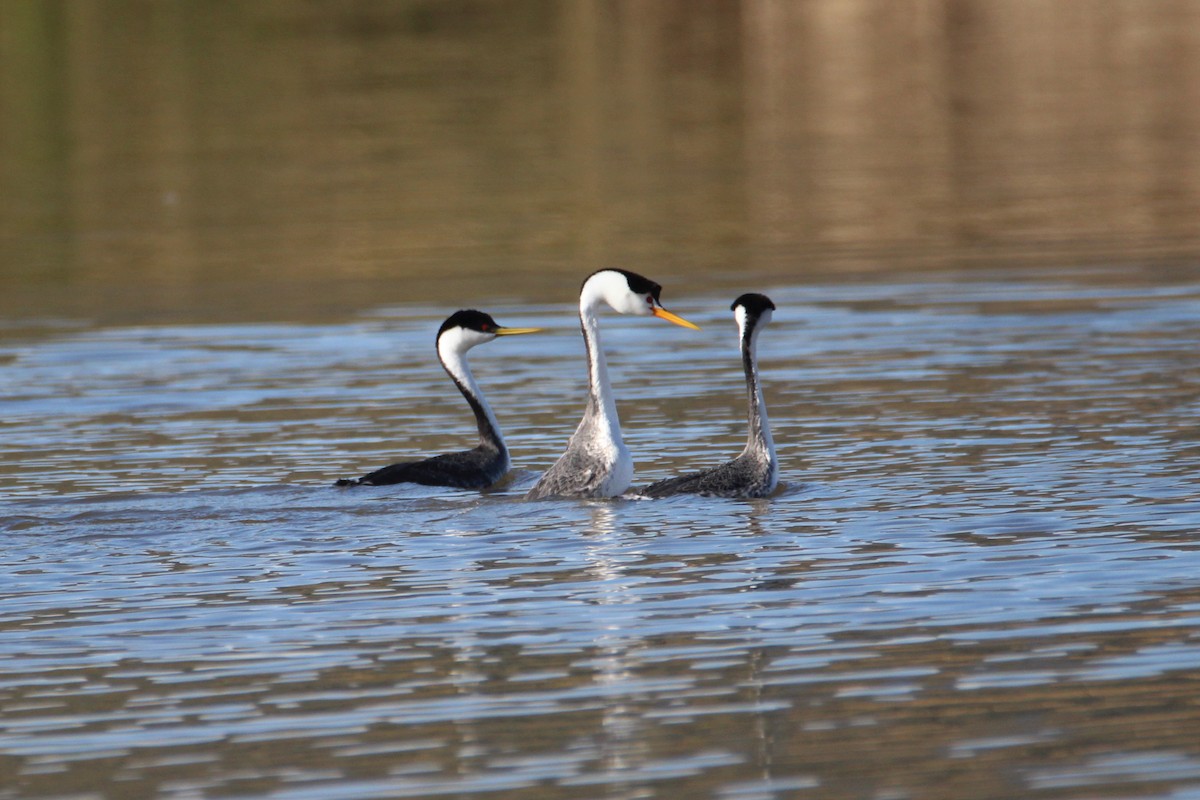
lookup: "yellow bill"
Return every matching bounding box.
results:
[494,326,543,336]
[652,306,701,331]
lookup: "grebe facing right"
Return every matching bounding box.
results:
[335,310,539,490]
[526,269,700,500]
[640,293,778,499]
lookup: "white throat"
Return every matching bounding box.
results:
[578,285,624,439]
[436,327,504,451]
[576,277,634,493]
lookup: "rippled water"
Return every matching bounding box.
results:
[4,267,1200,798]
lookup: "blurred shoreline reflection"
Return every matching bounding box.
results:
[1,0,1198,324]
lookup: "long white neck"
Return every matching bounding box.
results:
[437,334,505,453]
[579,291,624,446]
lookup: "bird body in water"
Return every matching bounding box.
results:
[526,269,700,500]
[640,293,778,499]
[335,310,539,489]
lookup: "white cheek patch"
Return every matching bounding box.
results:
[438,327,494,363]
[584,270,655,316]
[734,304,749,335]
[612,290,651,316]
[735,305,772,342]
[463,328,496,348]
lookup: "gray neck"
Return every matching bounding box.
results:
[740,324,774,460]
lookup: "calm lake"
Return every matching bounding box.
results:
[3,2,1200,799]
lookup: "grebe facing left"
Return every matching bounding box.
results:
[335,310,540,490]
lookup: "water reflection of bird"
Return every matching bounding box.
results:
[335,310,540,489]
[527,269,700,500]
[640,293,778,499]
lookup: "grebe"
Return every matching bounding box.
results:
[335,310,539,489]
[526,269,699,499]
[640,293,778,498]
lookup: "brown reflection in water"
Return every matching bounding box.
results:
[1,1,1198,324]
[745,0,1200,266]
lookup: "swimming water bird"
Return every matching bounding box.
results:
[335,310,540,489]
[640,293,778,499]
[526,268,700,500]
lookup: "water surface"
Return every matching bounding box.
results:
[4,267,1200,798]
[4,2,1200,797]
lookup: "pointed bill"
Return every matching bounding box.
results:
[493,326,543,336]
[651,306,701,331]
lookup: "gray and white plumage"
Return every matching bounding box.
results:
[640,293,778,499]
[335,310,539,490]
[526,269,699,500]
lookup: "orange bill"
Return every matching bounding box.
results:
[651,306,701,331]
